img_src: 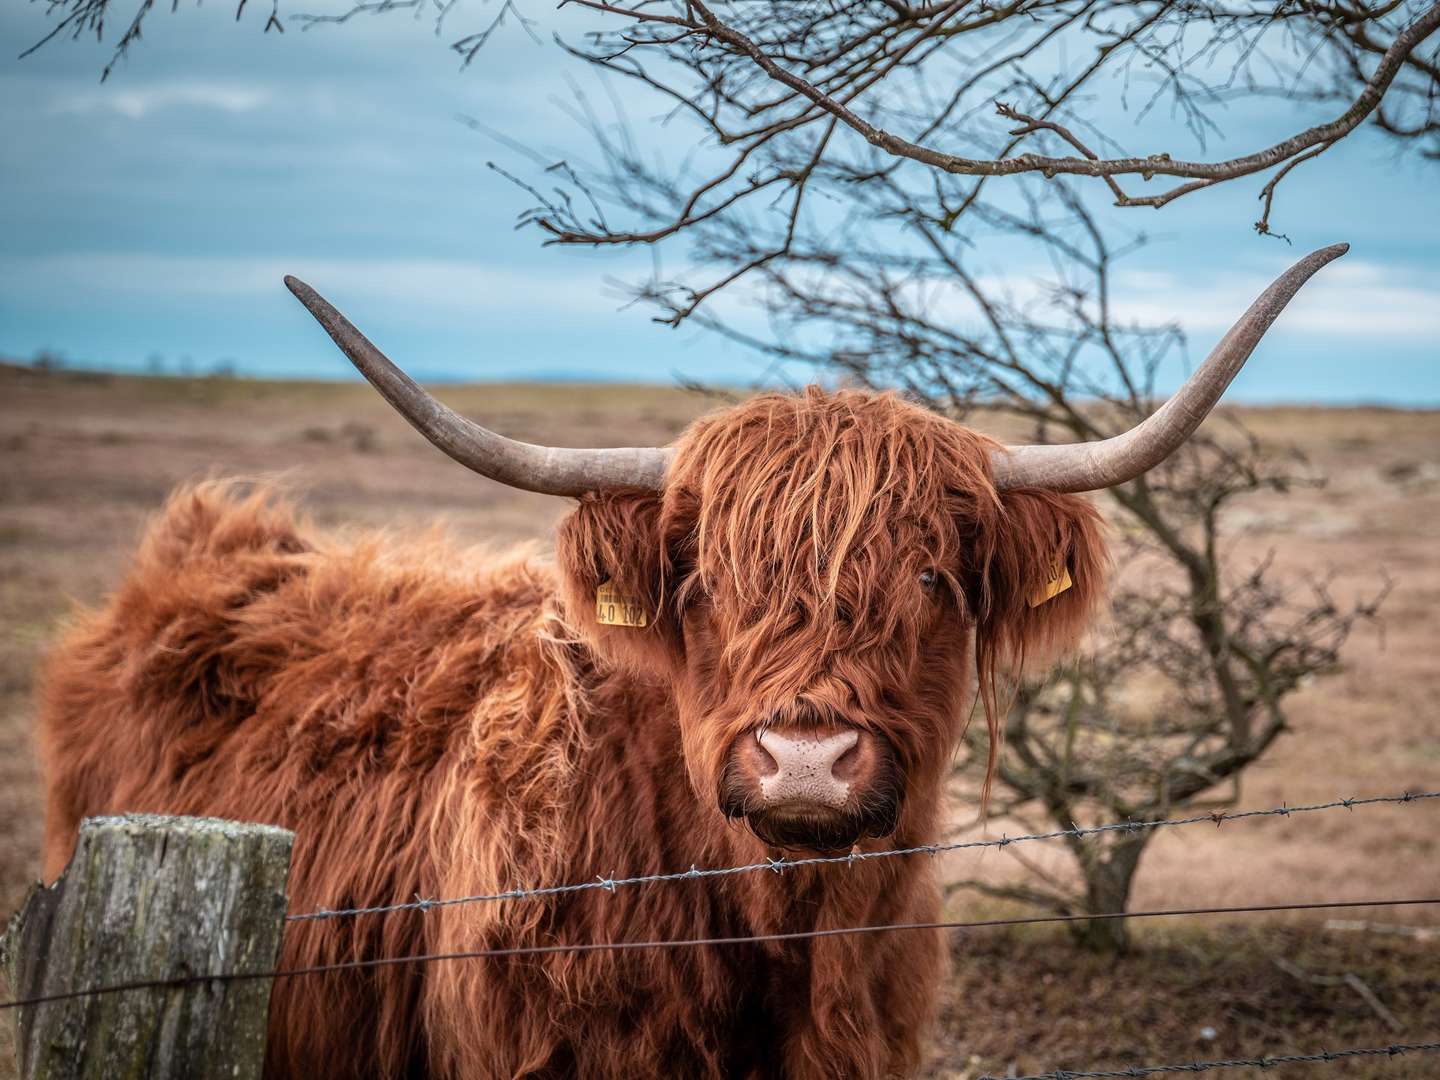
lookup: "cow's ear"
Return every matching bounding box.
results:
[555,488,679,674]
[972,488,1109,672]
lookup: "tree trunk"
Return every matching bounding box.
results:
[1071,832,1149,953]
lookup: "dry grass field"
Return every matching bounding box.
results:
[1,361,1437,1078]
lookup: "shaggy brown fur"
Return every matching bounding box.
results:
[38,388,1108,1079]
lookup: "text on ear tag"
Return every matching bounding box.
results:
[596,581,649,627]
[1028,562,1074,608]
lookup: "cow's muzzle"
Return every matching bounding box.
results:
[720,725,900,852]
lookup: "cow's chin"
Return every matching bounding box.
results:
[744,805,895,854]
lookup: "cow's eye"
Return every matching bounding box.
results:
[918,568,938,591]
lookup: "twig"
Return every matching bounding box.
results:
[1275,957,1404,1033]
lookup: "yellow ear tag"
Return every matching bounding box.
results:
[595,581,649,628]
[1028,562,1074,608]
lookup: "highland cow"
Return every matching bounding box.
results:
[36,246,1346,1078]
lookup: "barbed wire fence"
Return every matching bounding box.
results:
[3,787,1438,1079]
[8,895,1439,1012]
[285,788,1440,922]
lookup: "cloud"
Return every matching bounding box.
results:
[49,82,272,119]
[0,252,632,318]
[1108,259,1440,339]
[838,257,1440,343]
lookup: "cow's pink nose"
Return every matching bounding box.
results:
[720,724,900,848]
[753,728,860,810]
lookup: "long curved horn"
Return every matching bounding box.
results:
[284,276,673,496]
[990,243,1348,493]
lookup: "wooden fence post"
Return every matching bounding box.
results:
[3,814,293,1080]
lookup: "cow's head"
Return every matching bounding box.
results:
[285,243,1346,853]
[550,390,1109,852]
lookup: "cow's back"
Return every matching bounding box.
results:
[35,481,579,1077]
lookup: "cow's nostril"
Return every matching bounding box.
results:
[751,731,780,778]
[831,739,863,783]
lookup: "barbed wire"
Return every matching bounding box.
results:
[285,788,1440,922]
[985,1041,1440,1079]
[5,895,1436,1012]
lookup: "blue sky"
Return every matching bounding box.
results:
[2,1,1437,402]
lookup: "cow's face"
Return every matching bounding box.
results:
[559,389,1107,853]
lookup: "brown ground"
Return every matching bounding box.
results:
[1,362,1437,1078]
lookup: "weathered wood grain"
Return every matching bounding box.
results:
[3,815,292,1080]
